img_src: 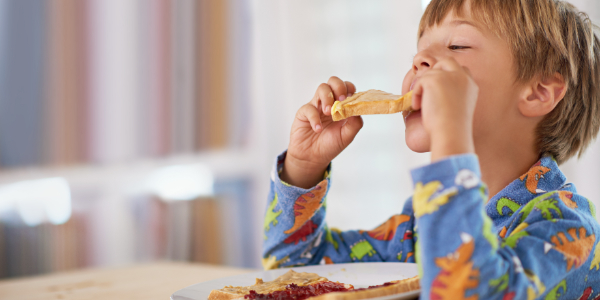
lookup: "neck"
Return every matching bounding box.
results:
[476,138,540,200]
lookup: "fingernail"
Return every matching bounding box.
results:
[339,95,346,101]
[325,105,331,113]
[329,92,333,99]
[347,93,352,98]
[315,124,322,131]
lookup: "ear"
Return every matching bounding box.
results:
[519,73,567,118]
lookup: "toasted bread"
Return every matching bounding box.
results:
[208,269,419,300]
[208,270,332,300]
[309,276,420,300]
[331,90,413,121]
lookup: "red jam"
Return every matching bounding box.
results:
[243,281,398,300]
[244,282,351,300]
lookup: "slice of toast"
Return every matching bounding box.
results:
[331,90,413,121]
[208,270,335,300]
[309,276,420,300]
[208,269,419,300]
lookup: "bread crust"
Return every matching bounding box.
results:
[331,90,413,121]
[308,276,420,300]
[208,289,248,300]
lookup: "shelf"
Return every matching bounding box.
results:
[0,149,258,189]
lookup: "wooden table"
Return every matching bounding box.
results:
[0,262,256,300]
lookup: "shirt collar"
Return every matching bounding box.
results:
[485,155,570,225]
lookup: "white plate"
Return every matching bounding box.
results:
[171,262,420,300]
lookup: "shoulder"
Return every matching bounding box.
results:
[515,187,598,231]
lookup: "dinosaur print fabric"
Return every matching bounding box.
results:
[263,151,600,299]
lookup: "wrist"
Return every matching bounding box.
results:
[281,153,329,189]
[430,123,474,162]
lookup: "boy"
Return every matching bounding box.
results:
[263,0,600,299]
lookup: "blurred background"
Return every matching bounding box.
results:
[0,0,599,279]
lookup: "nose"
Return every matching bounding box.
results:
[412,50,436,75]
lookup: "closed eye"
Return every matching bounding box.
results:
[448,45,470,50]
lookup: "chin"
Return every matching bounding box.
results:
[405,126,431,153]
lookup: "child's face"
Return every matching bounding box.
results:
[402,6,523,153]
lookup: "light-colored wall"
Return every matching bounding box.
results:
[250,0,428,233]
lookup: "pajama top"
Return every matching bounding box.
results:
[262,151,600,300]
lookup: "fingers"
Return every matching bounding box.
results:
[314,83,336,115]
[312,77,356,116]
[327,76,349,101]
[462,66,473,77]
[344,81,356,97]
[411,80,424,111]
[340,116,364,145]
[297,103,323,132]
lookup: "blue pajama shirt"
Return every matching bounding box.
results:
[263,151,600,299]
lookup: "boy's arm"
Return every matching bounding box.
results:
[262,151,417,269]
[412,154,599,299]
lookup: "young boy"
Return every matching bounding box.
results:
[263,0,600,298]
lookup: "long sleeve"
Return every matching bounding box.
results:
[411,154,600,300]
[262,151,417,269]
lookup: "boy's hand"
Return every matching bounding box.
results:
[281,76,363,189]
[411,58,478,161]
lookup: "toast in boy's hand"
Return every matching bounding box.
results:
[207,270,419,300]
[330,89,413,121]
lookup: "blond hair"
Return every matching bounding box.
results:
[419,0,600,164]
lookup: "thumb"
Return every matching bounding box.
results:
[340,116,364,146]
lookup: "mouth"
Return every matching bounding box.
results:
[402,110,411,120]
[409,78,418,91]
[403,109,420,122]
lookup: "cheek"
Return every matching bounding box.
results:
[464,57,516,136]
[471,84,515,139]
[471,102,489,138]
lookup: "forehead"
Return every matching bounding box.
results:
[420,13,483,36]
[418,0,498,40]
[417,11,487,49]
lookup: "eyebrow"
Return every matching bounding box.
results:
[449,19,482,31]
[419,18,483,39]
